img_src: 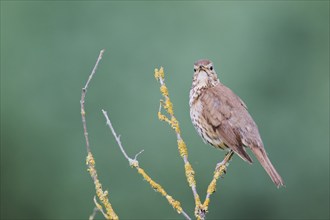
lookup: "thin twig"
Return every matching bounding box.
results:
[80,49,118,220]
[101,109,192,220]
[93,196,109,219]
[81,49,105,153]
[89,206,99,220]
[101,109,136,165]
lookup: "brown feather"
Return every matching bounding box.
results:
[200,85,253,163]
[250,146,284,187]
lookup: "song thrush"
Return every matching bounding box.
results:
[189,59,284,187]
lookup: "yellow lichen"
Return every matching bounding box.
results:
[160,85,169,97]
[166,195,183,214]
[170,117,180,134]
[158,112,171,124]
[202,198,210,212]
[195,196,201,207]
[136,167,183,214]
[194,196,202,218]
[154,69,159,79]
[177,139,188,158]
[207,164,226,195]
[184,162,196,187]
[164,98,174,115]
[86,152,118,220]
[154,67,165,80]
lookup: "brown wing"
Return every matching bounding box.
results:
[201,83,284,187]
[200,83,254,163]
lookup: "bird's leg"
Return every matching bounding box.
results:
[216,150,234,171]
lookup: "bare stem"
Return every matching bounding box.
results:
[83,49,105,91]
[101,109,140,167]
[89,206,99,220]
[81,49,105,153]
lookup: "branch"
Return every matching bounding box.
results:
[201,151,234,213]
[81,49,105,153]
[89,206,99,220]
[80,49,118,220]
[101,110,191,220]
[154,67,203,218]
[154,67,233,220]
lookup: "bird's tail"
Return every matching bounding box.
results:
[251,146,284,188]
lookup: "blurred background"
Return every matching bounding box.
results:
[1,1,329,219]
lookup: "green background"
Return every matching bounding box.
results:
[1,1,329,219]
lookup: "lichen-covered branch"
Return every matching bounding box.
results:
[80,49,118,220]
[154,67,203,219]
[155,67,233,220]
[201,151,233,213]
[101,110,191,220]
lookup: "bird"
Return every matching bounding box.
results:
[189,59,284,187]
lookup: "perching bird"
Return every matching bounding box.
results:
[189,59,284,187]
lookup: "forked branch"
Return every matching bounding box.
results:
[101,110,191,220]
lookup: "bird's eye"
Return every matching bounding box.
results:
[194,68,197,72]
[210,66,213,71]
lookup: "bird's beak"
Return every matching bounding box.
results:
[197,66,207,72]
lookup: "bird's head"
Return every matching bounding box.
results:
[192,59,219,89]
